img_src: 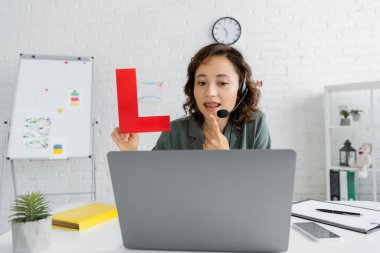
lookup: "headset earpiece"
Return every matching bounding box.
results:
[239,76,247,97]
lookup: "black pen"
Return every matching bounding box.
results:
[316,209,361,216]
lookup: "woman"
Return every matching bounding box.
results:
[112,43,271,150]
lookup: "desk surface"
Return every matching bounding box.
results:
[1,201,379,253]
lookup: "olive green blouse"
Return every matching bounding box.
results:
[152,111,271,150]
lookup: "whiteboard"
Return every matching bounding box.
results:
[7,54,93,159]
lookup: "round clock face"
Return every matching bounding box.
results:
[212,17,241,45]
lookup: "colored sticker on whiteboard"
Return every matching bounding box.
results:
[49,137,68,159]
[23,117,51,149]
[67,89,82,110]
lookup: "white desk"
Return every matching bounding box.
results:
[1,201,379,253]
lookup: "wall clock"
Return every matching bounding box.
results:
[212,17,241,45]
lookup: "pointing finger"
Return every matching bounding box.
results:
[207,114,220,133]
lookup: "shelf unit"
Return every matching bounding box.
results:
[324,81,380,201]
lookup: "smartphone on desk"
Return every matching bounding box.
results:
[293,222,342,242]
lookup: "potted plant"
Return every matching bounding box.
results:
[350,109,363,121]
[340,109,350,126]
[9,192,51,253]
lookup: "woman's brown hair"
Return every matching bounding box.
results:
[183,43,261,130]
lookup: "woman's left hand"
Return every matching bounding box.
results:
[203,114,230,150]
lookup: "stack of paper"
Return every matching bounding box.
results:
[292,200,380,234]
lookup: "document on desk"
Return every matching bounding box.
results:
[292,200,380,234]
[52,203,118,231]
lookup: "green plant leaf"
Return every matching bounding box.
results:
[340,109,350,118]
[9,192,51,224]
[349,109,363,115]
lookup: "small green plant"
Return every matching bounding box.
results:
[349,109,363,115]
[9,192,51,224]
[340,109,350,118]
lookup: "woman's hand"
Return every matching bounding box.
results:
[202,114,230,150]
[111,127,139,151]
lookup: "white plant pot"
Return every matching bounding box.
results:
[352,114,361,121]
[340,118,350,126]
[12,218,51,253]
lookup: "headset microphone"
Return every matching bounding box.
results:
[217,76,248,119]
[216,109,229,118]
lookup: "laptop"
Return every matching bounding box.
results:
[107,150,296,252]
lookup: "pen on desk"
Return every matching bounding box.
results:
[316,209,362,216]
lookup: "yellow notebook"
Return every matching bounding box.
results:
[52,203,118,231]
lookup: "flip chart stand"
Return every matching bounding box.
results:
[0,120,10,220]
[1,119,98,203]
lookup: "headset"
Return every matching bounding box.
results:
[238,76,248,102]
[216,75,249,148]
[217,75,248,118]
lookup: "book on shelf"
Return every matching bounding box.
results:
[330,170,340,200]
[347,171,356,200]
[330,170,356,201]
[339,171,348,201]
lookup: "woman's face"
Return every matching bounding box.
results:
[194,56,240,119]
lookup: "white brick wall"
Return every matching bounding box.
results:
[1,0,380,234]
